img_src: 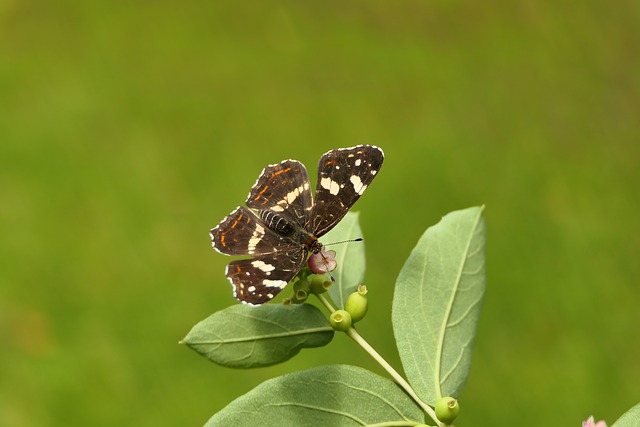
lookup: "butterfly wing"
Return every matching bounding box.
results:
[245,160,312,228]
[309,145,384,237]
[226,249,306,304]
[210,207,285,256]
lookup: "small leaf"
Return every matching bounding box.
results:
[392,206,486,405]
[321,211,366,308]
[183,304,333,368]
[205,364,425,426]
[612,402,640,427]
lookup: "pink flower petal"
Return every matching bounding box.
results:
[583,416,607,427]
[308,250,337,274]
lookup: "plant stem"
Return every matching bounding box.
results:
[314,293,443,426]
[346,327,443,427]
[316,293,336,313]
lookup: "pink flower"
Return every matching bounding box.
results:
[583,416,607,427]
[308,249,337,274]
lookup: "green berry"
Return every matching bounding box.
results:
[293,277,310,293]
[329,310,352,331]
[435,396,459,424]
[309,274,332,294]
[344,284,368,322]
[290,288,308,304]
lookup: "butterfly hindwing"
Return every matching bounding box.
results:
[245,160,312,228]
[226,249,307,304]
[309,145,384,237]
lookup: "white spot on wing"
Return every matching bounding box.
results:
[251,260,275,272]
[263,279,287,288]
[349,175,367,195]
[247,285,256,293]
[355,159,362,166]
[247,223,265,254]
[320,177,340,195]
[285,187,299,204]
[277,184,306,208]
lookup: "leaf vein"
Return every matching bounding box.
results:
[447,294,483,328]
[190,326,333,344]
[262,402,366,425]
[440,337,472,385]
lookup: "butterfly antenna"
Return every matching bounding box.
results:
[323,237,363,247]
[320,238,364,283]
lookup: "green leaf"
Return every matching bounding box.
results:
[392,206,486,405]
[182,304,333,368]
[612,402,640,427]
[205,364,425,427]
[321,211,366,308]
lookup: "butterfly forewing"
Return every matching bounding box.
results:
[210,207,290,256]
[245,160,312,227]
[309,145,384,237]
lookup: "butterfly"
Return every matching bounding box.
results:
[209,145,384,305]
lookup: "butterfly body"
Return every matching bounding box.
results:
[210,145,383,305]
[257,210,312,246]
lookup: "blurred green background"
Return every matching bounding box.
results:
[1,1,639,426]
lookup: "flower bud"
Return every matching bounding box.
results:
[435,396,459,424]
[344,284,368,322]
[329,310,352,331]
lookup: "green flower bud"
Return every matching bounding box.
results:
[344,284,368,322]
[329,310,352,331]
[435,396,459,424]
[309,274,332,294]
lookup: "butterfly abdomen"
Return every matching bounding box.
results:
[259,210,294,236]
[259,209,321,253]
